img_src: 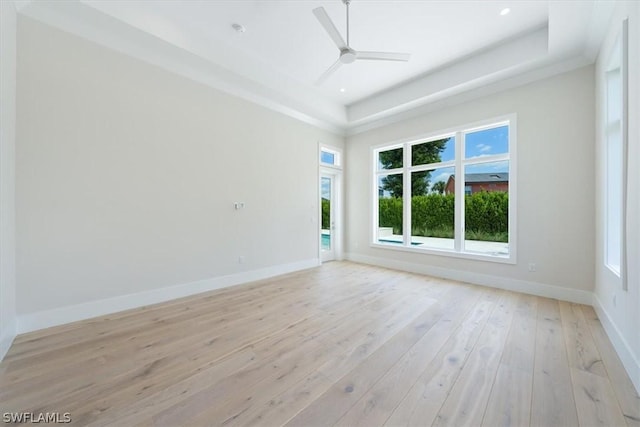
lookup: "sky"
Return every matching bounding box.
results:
[430,125,509,190]
[465,125,509,159]
[320,151,335,165]
[321,150,335,199]
[435,125,509,162]
[321,177,331,199]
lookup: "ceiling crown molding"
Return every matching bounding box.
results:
[14,1,613,136]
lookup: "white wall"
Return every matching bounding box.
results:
[0,1,18,360]
[16,16,342,328]
[594,1,640,393]
[346,66,595,302]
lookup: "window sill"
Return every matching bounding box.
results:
[370,242,516,265]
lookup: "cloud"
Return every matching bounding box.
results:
[476,143,492,153]
[466,161,509,174]
[321,181,331,197]
[432,171,451,185]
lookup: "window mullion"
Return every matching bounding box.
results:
[403,143,411,246]
[409,160,456,173]
[376,167,404,175]
[454,131,464,252]
[463,153,509,166]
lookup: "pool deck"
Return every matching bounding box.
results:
[323,228,508,256]
[376,233,508,256]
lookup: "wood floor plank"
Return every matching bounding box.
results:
[196,293,441,426]
[202,288,436,422]
[231,371,334,427]
[1,305,322,408]
[2,267,413,407]
[6,262,376,363]
[571,367,628,427]
[530,298,579,427]
[581,305,640,427]
[481,364,533,427]
[559,301,607,377]
[285,296,445,427]
[3,266,392,378]
[334,283,484,427]
[383,287,503,427]
[499,293,537,371]
[103,277,429,426]
[6,269,312,357]
[316,295,435,381]
[0,262,636,427]
[432,290,518,427]
[46,275,423,425]
[480,292,537,427]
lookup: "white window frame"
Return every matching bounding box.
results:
[320,145,342,169]
[604,19,628,290]
[371,115,517,264]
[319,144,343,261]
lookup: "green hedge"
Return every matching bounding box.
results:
[378,196,403,235]
[411,193,455,236]
[464,191,508,233]
[379,191,508,242]
[322,198,330,229]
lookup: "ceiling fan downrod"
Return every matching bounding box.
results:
[339,0,356,64]
[344,0,350,47]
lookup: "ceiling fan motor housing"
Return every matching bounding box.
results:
[340,48,357,64]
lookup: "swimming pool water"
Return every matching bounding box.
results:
[378,239,423,246]
[321,233,331,250]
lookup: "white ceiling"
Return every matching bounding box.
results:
[16,0,614,134]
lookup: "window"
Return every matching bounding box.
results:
[320,147,340,167]
[604,19,628,282]
[373,117,515,262]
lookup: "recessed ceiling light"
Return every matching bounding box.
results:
[340,88,346,92]
[231,23,246,33]
[500,8,511,16]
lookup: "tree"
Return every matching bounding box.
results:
[378,138,450,197]
[321,198,330,229]
[431,180,446,194]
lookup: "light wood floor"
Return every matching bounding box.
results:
[1,262,638,426]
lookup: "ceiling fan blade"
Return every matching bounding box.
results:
[356,51,411,62]
[315,59,342,85]
[313,7,347,50]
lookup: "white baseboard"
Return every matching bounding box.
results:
[17,258,320,334]
[0,323,17,361]
[592,294,640,394]
[345,252,592,304]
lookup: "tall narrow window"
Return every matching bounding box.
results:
[463,125,510,256]
[372,117,515,262]
[376,146,403,244]
[319,144,343,262]
[605,23,627,278]
[409,137,455,250]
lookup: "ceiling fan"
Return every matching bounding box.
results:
[313,0,410,85]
